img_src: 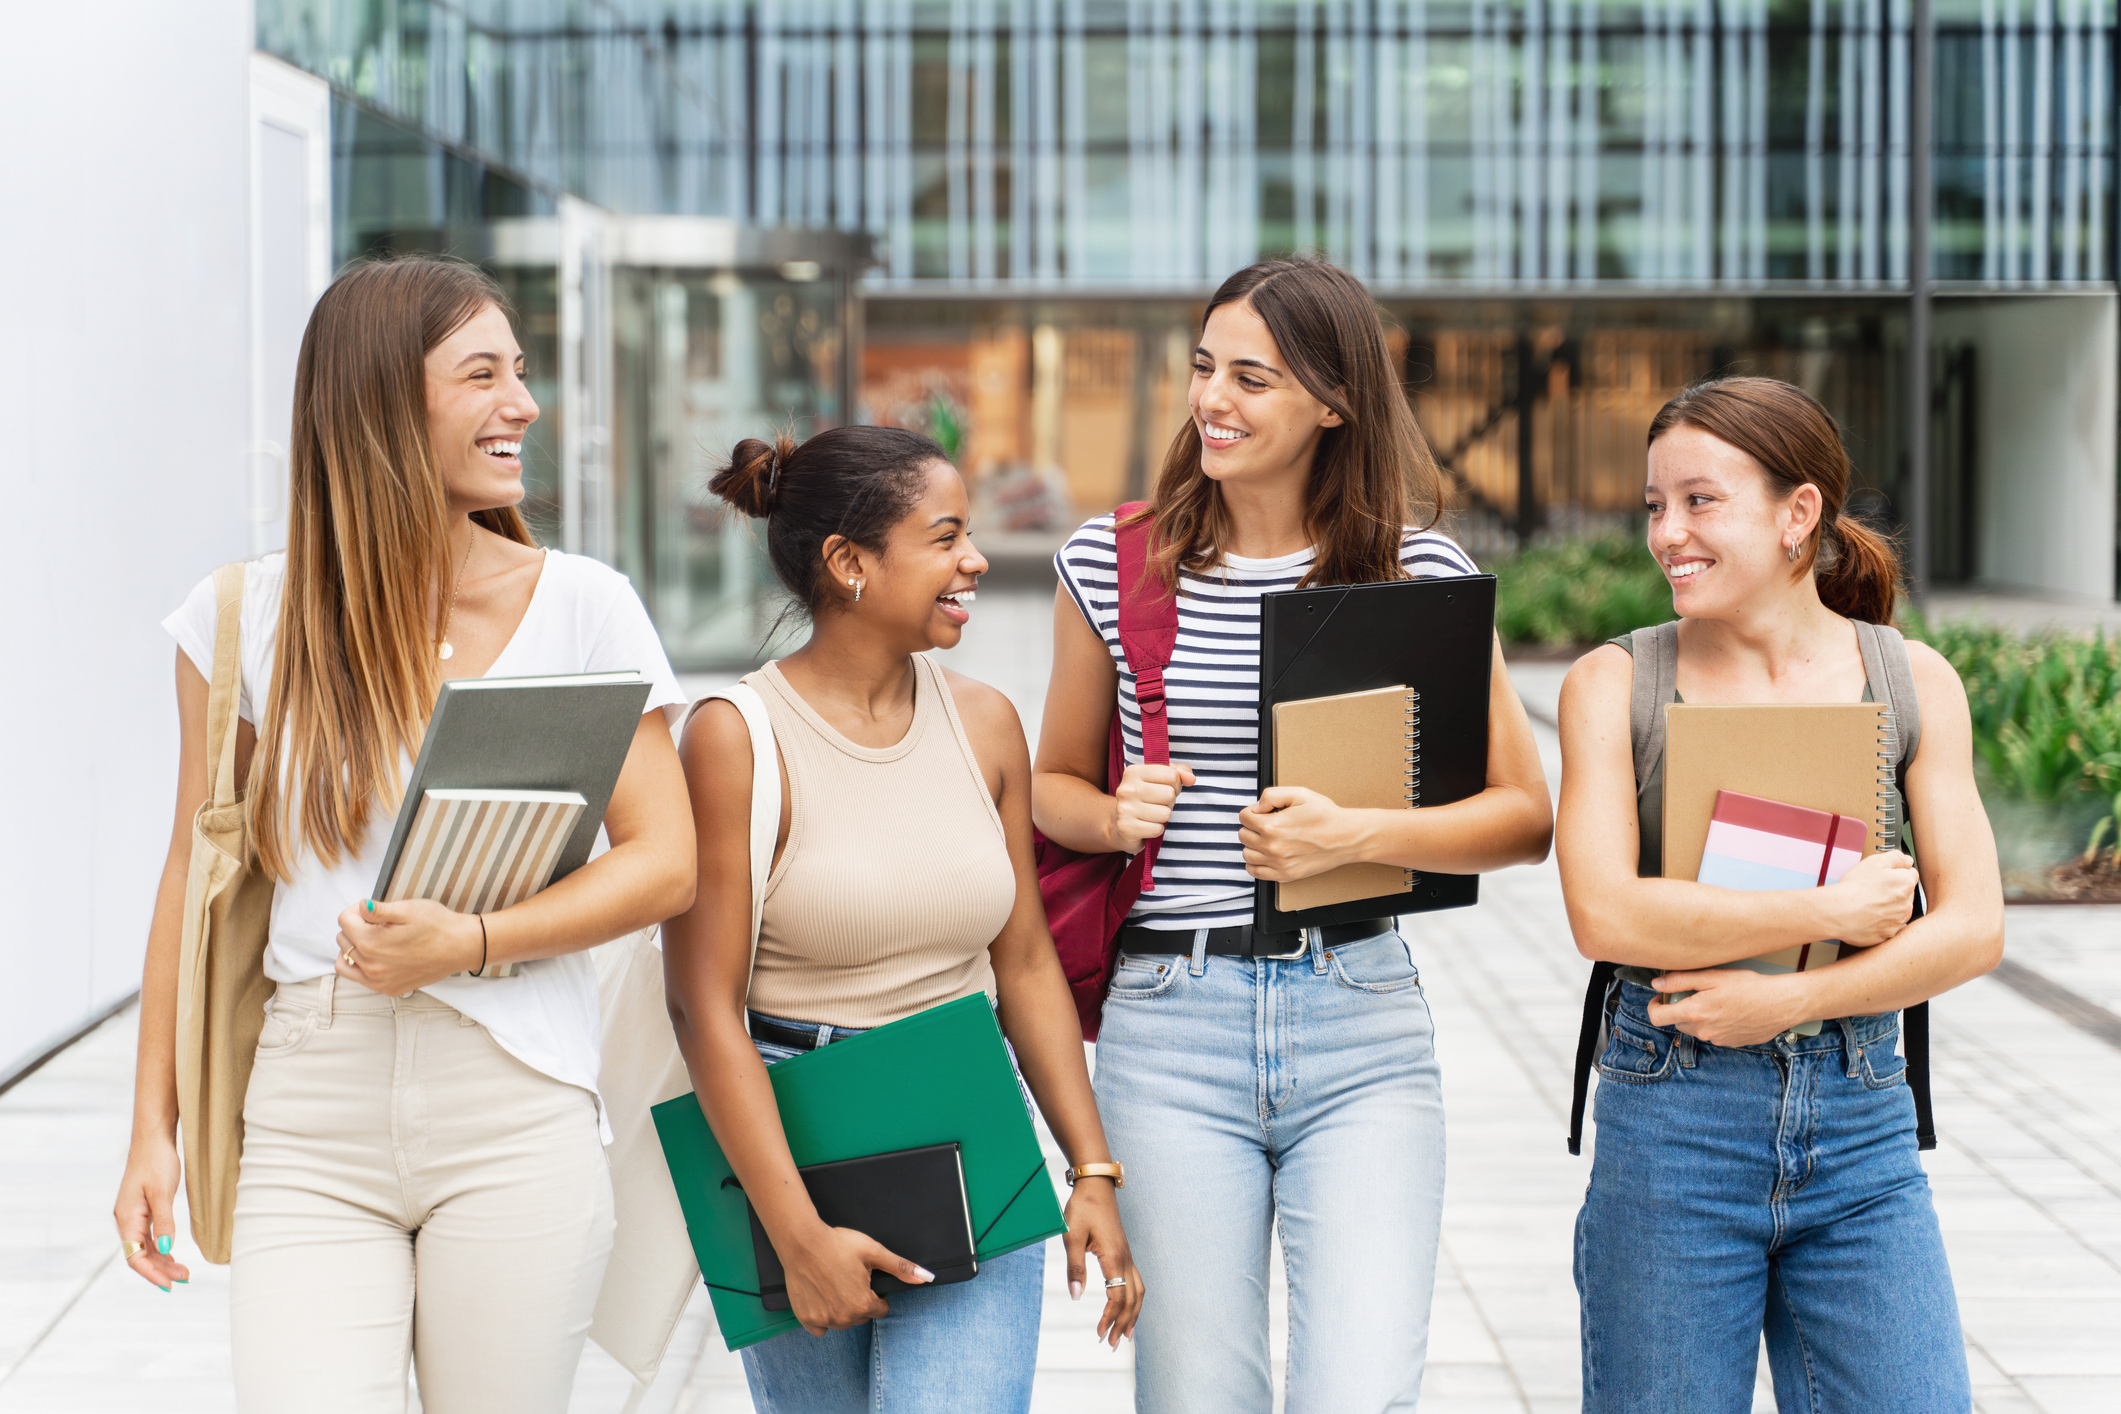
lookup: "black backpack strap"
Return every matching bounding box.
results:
[1568,625,1678,1153]
[1855,620,1937,1151]
[1568,960,1619,1155]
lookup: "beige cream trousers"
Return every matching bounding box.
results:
[231,975,615,1413]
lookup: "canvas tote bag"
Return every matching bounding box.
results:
[174,561,276,1263]
[586,682,781,1383]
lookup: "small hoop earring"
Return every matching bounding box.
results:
[1787,539,1799,563]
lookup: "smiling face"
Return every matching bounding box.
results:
[423,302,538,514]
[1189,299,1344,493]
[826,461,989,651]
[1645,423,1824,619]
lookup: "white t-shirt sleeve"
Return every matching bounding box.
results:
[161,572,258,722]
[581,563,688,720]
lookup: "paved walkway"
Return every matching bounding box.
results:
[6,597,2119,1412]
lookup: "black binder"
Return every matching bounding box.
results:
[1256,574,1497,933]
[743,1143,979,1311]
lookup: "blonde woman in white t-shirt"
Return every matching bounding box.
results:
[112,256,696,1413]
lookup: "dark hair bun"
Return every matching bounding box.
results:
[710,434,799,519]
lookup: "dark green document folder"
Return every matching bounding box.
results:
[651,994,1066,1351]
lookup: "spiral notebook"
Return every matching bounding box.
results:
[1272,686,1422,913]
[1662,702,1901,1034]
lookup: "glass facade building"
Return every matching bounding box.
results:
[258,1,2121,656]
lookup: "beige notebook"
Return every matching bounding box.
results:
[1663,702,1899,976]
[383,788,588,917]
[1272,685,1420,912]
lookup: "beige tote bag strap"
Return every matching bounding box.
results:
[683,683,779,1000]
[206,563,248,807]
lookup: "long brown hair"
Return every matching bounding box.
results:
[1647,376,1902,625]
[1136,258,1445,589]
[252,255,534,880]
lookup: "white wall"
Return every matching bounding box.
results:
[0,2,258,1079]
[1936,294,2120,602]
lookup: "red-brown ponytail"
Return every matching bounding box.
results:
[1647,376,1903,625]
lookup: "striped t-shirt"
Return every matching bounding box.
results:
[1055,514,1480,931]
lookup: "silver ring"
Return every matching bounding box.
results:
[1104,1277,1128,1289]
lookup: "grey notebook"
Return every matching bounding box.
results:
[373,672,654,971]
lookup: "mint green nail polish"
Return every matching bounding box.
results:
[366,898,374,912]
[157,1236,172,1256]
[174,1279,188,1285]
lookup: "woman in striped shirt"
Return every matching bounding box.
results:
[1032,258,1554,1412]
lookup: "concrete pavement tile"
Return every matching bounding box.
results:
[1958,1298,2121,1375]
[1023,1371,1136,1414]
[2015,1375,2121,1413]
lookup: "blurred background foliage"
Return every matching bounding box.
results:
[1483,533,1673,647]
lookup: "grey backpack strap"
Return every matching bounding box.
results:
[1852,620,1922,773]
[1626,622,1681,790]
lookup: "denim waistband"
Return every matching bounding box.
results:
[1612,979,1901,1055]
[747,1009,869,1051]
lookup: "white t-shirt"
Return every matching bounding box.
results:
[164,549,687,1137]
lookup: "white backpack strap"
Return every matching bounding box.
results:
[683,683,779,998]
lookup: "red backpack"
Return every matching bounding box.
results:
[1033,504,1178,1040]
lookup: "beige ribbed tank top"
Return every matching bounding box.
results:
[744,654,1015,1029]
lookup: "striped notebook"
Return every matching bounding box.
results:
[1692,789,1865,1035]
[382,788,586,921]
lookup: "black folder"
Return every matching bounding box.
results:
[742,1143,979,1311]
[1256,574,1496,932]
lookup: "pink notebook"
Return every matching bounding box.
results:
[1686,790,1865,1035]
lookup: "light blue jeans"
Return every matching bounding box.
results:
[1093,927,1447,1413]
[738,1019,1046,1414]
[1576,980,1971,1413]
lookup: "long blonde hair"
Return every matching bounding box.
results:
[252,256,533,880]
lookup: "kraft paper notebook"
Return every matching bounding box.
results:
[652,994,1066,1352]
[1662,702,1900,1033]
[373,672,651,975]
[1257,574,1495,932]
[1272,686,1422,912]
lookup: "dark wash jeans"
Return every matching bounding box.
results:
[1576,980,1971,1413]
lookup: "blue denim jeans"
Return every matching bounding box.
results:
[738,1018,1046,1414]
[1575,981,1971,1413]
[1092,927,1447,1413]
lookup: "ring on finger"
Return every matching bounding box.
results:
[1104,1277,1128,1289]
[123,1240,145,1259]
[342,949,356,968]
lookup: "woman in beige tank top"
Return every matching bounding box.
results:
[662,426,1141,1413]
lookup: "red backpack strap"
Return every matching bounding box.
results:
[1112,502,1178,887]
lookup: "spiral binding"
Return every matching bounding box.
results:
[1404,689,1422,888]
[1875,706,1900,852]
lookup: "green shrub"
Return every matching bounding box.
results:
[1484,533,1673,647]
[1907,615,2121,867]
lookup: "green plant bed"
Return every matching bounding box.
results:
[1483,533,1673,648]
[1907,616,2121,898]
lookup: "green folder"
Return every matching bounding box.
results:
[651,994,1067,1351]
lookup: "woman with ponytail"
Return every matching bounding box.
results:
[1555,376,2003,1410]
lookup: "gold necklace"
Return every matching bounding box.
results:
[437,525,475,661]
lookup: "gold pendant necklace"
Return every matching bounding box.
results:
[438,525,474,661]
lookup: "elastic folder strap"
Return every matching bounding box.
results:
[974,1158,1053,1252]
[1568,960,1617,1156]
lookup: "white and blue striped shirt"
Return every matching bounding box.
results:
[1055,514,1480,931]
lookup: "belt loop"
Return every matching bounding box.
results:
[1188,929,1208,977]
[815,1023,833,1050]
[1309,927,1328,974]
[1837,1016,1863,1076]
[316,972,335,1030]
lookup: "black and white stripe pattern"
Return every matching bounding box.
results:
[1056,515,1480,931]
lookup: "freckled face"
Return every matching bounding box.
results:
[1645,424,1811,618]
